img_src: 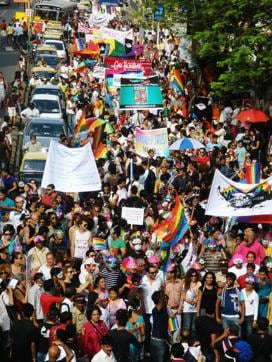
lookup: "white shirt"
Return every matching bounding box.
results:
[28,283,44,320]
[228,265,247,279]
[38,264,52,280]
[61,297,74,313]
[141,274,163,314]
[92,349,117,362]
[241,288,259,320]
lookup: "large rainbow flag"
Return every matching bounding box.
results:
[245,162,261,184]
[170,68,184,95]
[74,112,86,134]
[152,193,188,269]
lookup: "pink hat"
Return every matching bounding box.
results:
[34,235,45,244]
[233,253,244,264]
[147,256,161,264]
[167,264,176,272]
[122,257,137,270]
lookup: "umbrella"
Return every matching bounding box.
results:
[169,138,205,151]
[236,109,269,123]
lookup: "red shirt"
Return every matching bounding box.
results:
[40,292,62,316]
[40,192,57,207]
[237,273,256,289]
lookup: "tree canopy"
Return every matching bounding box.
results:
[130,0,272,99]
[188,0,272,99]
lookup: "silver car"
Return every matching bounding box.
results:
[23,117,69,151]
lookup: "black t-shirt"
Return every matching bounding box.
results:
[247,332,272,361]
[108,329,142,362]
[38,321,56,353]
[151,306,168,339]
[195,315,221,352]
[199,286,217,314]
[11,319,39,362]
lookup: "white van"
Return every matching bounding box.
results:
[44,39,67,60]
[31,94,63,119]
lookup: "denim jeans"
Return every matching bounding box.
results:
[183,312,197,338]
[144,313,151,354]
[222,315,240,329]
[37,352,46,362]
[150,338,169,362]
[242,315,254,338]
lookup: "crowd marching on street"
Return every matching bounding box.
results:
[0,3,272,362]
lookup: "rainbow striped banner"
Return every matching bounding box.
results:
[245,162,261,184]
[168,316,180,333]
[73,38,85,52]
[93,237,107,251]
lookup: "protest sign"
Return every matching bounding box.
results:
[206,169,272,217]
[104,57,152,76]
[135,128,169,157]
[121,207,144,225]
[42,140,101,192]
[105,69,143,95]
[119,76,163,110]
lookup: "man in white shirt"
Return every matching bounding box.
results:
[38,252,55,280]
[141,264,163,355]
[228,256,247,279]
[241,277,259,337]
[92,335,116,362]
[28,272,44,323]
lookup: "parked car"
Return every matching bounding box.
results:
[30,66,56,80]
[43,39,67,60]
[35,44,58,57]
[31,94,63,119]
[23,117,69,151]
[30,85,65,109]
[34,54,60,68]
[19,152,47,185]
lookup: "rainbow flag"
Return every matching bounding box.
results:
[168,316,179,333]
[75,61,87,73]
[153,193,188,246]
[93,237,107,251]
[88,118,106,132]
[74,113,86,134]
[245,162,261,184]
[94,142,108,160]
[92,123,105,150]
[74,38,85,52]
[170,68,184,95]
[152,193,188,272]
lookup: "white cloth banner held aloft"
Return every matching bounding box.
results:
[205,169,272,217]
[41,140,101,192]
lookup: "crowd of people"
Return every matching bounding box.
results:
[0,6,272,362]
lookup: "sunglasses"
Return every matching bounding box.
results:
[4,232,11,235]
[82,224,88,227]
[191,274,197,277]
[149,271,157,275]
[0,271,8,275]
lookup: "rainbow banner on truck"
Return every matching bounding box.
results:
[135,127,169,158]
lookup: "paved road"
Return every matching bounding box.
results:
[0,2,24,83]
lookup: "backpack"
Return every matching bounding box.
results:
[61,302,71,313]
[234,340,253,362]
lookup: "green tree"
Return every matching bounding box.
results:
[186,0,272,99]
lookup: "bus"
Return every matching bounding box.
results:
[33,0,76,22]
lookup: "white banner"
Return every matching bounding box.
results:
[205,169,272,217]
[41,141,101,192]
[112,71,143,87]
[121,207,144,225]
